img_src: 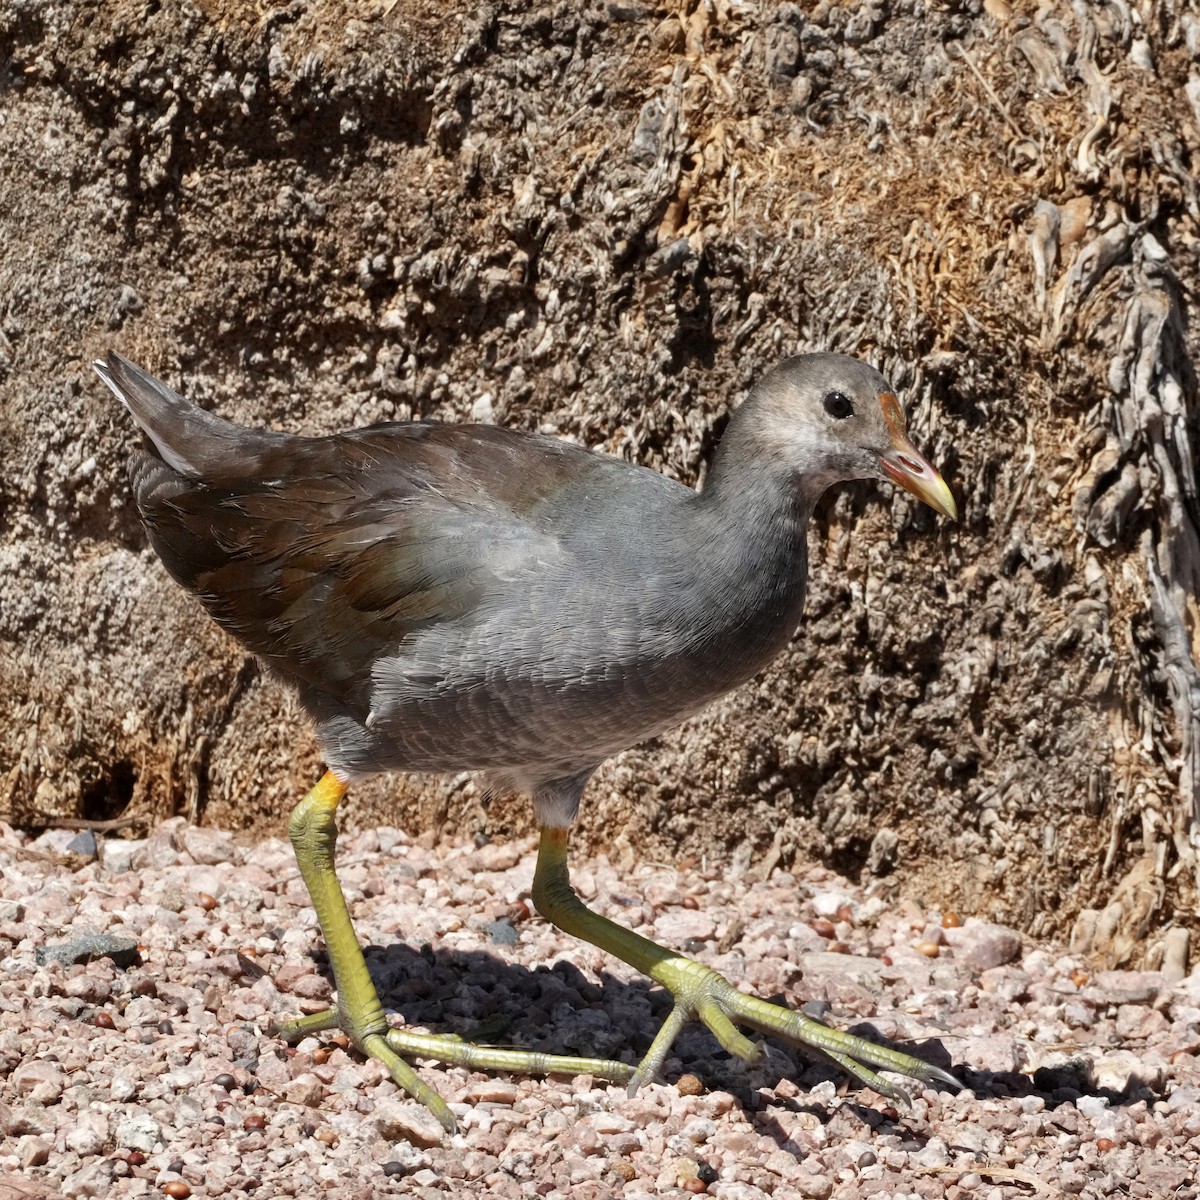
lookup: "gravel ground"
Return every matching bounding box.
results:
[2,817,1199,1200]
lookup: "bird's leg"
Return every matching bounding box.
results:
[279,772,458,1128]
[278,773,633,1133]
[531,825,960,1103]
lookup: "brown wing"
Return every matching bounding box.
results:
[136,424,605,716]
[101,355,592,719]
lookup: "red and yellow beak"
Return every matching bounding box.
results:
[877,392,957,520]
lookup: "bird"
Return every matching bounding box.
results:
[95,350,960,1133]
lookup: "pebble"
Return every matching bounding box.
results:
[115,1112,162,1152]
[101,838,144,874]
[811,891,853,918]
[842,1139,876,1168]
[33,933,139,970]
[942,918,1023,969]
[584,1111,635,1134]
[460,1081,520,1104]
[18,1135,51,1168]
[653,909,717,943]
[371,1099,445,1148]
[60,1159,116,1198]
[794,1173,834,1199]
[1166,1086,1200,1111]
[284,1073,326,1107]
[1092,1051,1166,1093]
[65,1111,110,1156]
[179,826,238,866]
[1088,971,1164,1005]
[12,1061,65,1103]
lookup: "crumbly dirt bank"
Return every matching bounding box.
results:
[2,819,1199,1199]
[1,3,1198,976]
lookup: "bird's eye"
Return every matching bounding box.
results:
[823,391,854,420]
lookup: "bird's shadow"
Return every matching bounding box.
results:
[953,1062,1171,1112]
[295,934,682,1065]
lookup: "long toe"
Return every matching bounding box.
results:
[383,1027,634,1084]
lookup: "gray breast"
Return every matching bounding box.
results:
[311,504,810,784]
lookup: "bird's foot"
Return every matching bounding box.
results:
[630,954,961,1104]
[531,826,959,1106]
[277,1005,456,1130]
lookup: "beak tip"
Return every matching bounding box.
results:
[924,482,958,523]
[880,453,958,522]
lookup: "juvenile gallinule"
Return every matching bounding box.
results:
[96,351,959,1131]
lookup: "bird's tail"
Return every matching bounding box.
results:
[93,352,285,480]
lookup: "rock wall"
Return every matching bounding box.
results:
[1,0,1197,965]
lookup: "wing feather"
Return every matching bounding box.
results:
[115,387,583,716]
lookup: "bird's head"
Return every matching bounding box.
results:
[731,352,957,519]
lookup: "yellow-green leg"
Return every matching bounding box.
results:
[531,825,960,1104]
[277,773,633,1132]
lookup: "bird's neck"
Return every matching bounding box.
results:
[702,414,832,539]
[681,448,824,671]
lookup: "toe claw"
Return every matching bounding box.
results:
[924,1063,964,1090]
